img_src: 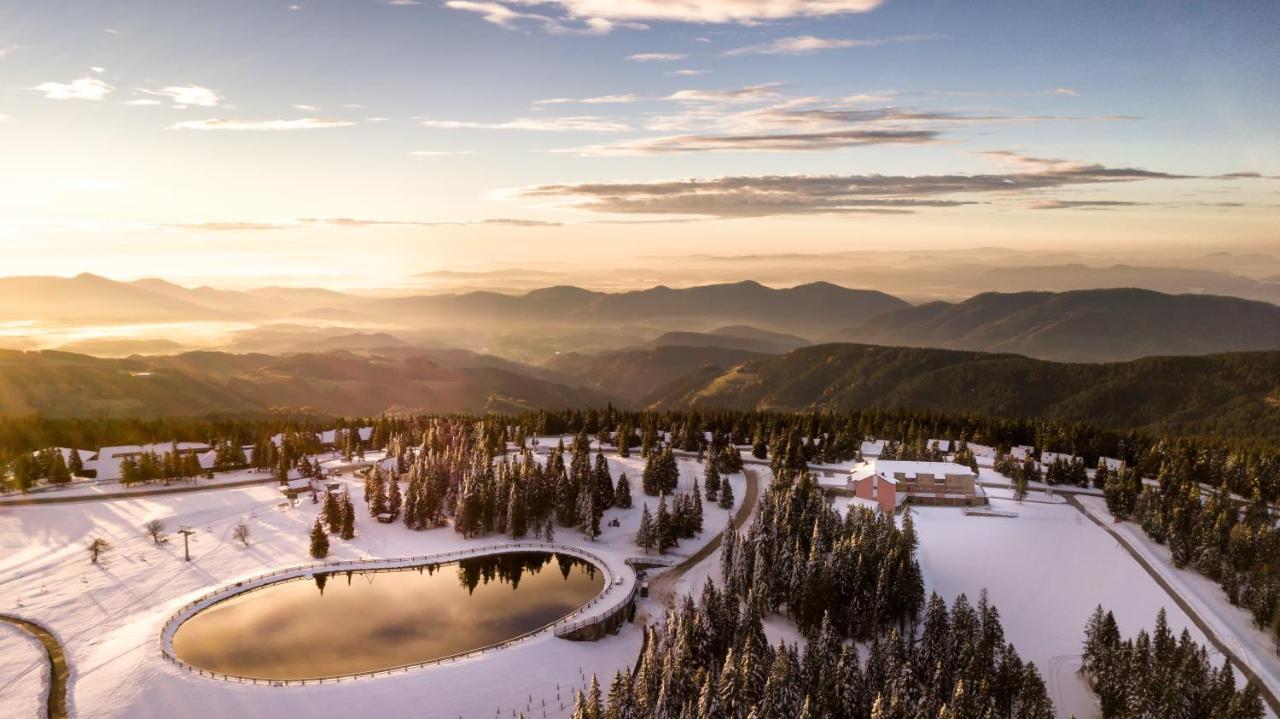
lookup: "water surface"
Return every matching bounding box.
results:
[172,552,602,679]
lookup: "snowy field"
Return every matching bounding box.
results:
[1075,494,1280,700]
[0,452,746,719]
[0,622,47,719]
[911,488,1252,719]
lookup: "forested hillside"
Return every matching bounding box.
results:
[646,344,1280,440]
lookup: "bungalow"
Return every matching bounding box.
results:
[847,459,983,512]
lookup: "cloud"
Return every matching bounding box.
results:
[409,149,478,156]
[534,94,643,105]
[665,83,783,103]
[140,85,222,107]
[477,218,563,227]
[1029,199,1143,210]
[292,103,319,111]
[669,69,710,76]
[559,128,939,155]
[171,216,560,230]
[725,33,941,56]
[34,77,113,101]
[518,152,1191,218]
[444,0,641,34]
[627,53,687,62]
[444,0,884,33]
[170,222,294,231]
[169,117,357,130]
[421,116,631,131]
[124,99,163,106]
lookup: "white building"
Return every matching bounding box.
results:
[88,442,211,481]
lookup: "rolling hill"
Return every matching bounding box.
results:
[825,288,1280,362]
[0,350,610,417]
[645,343,1280,439]
[545,345,766,402]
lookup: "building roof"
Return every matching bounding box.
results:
[849,459,976,485]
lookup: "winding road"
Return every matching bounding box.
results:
[0,614,70,719]
[647,467,763,611]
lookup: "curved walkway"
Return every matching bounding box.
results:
[648,467,762,609]
[158,541,623,686]
[0,614,70,719]
[1064,494,1280,716]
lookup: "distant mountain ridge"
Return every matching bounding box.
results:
[644,343,1280,439]
[367,280,909,335]
[825,288,1280,362]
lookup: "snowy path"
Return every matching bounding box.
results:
[1070,494,1280,716]
[0,619,51,719]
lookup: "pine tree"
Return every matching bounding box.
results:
[615,473,633,509]
[636,504,656,554]
[719,478,735,510]
[309,518,329,559]
[323,490,342,533]
[656,495,676,553]
[704,462,721,502]
[340,492,356,540]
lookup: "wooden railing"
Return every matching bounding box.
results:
[158,542,622,685]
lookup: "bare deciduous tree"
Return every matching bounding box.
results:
[144,519,167,545]
[88,537,111,564]
[233,522,251,547]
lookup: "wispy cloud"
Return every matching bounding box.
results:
[519,152,1191,218]
[169,216,561,230]
[534,94,643,105]
[627,53,686,62]
[409,149,478,156]
[421,116,631,131]
[169,117,357,131]
[34,77,113,101]
[1029,199,1143,210]
[447,0,885,29]
[725,33,942,56]
[559,128,939,155]
[669,69,710,76]
[444,0,641,34]
[139,85,222,107]
[665,83,783,104]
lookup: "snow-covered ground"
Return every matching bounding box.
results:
[911,490,1242,719]
[0,622,47,719]
[0,452,745,718]
[1075,494,1280,700]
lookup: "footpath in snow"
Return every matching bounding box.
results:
[0,621,48,719]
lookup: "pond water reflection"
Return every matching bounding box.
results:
[172,552,602,680]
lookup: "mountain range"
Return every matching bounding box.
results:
[6,274,1280,364]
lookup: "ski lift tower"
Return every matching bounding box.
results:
[178,525,196,561]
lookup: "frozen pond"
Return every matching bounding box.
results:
[172,552,602,680]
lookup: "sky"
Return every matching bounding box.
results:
[0,0,1277,288]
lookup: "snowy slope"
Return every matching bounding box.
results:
[0,622,47,719]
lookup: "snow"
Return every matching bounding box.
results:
[851,459,975,485]
[0,622,47,719]
[1075,494,1280,702]
[910,492,1247,719]
[0,451,744,719]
